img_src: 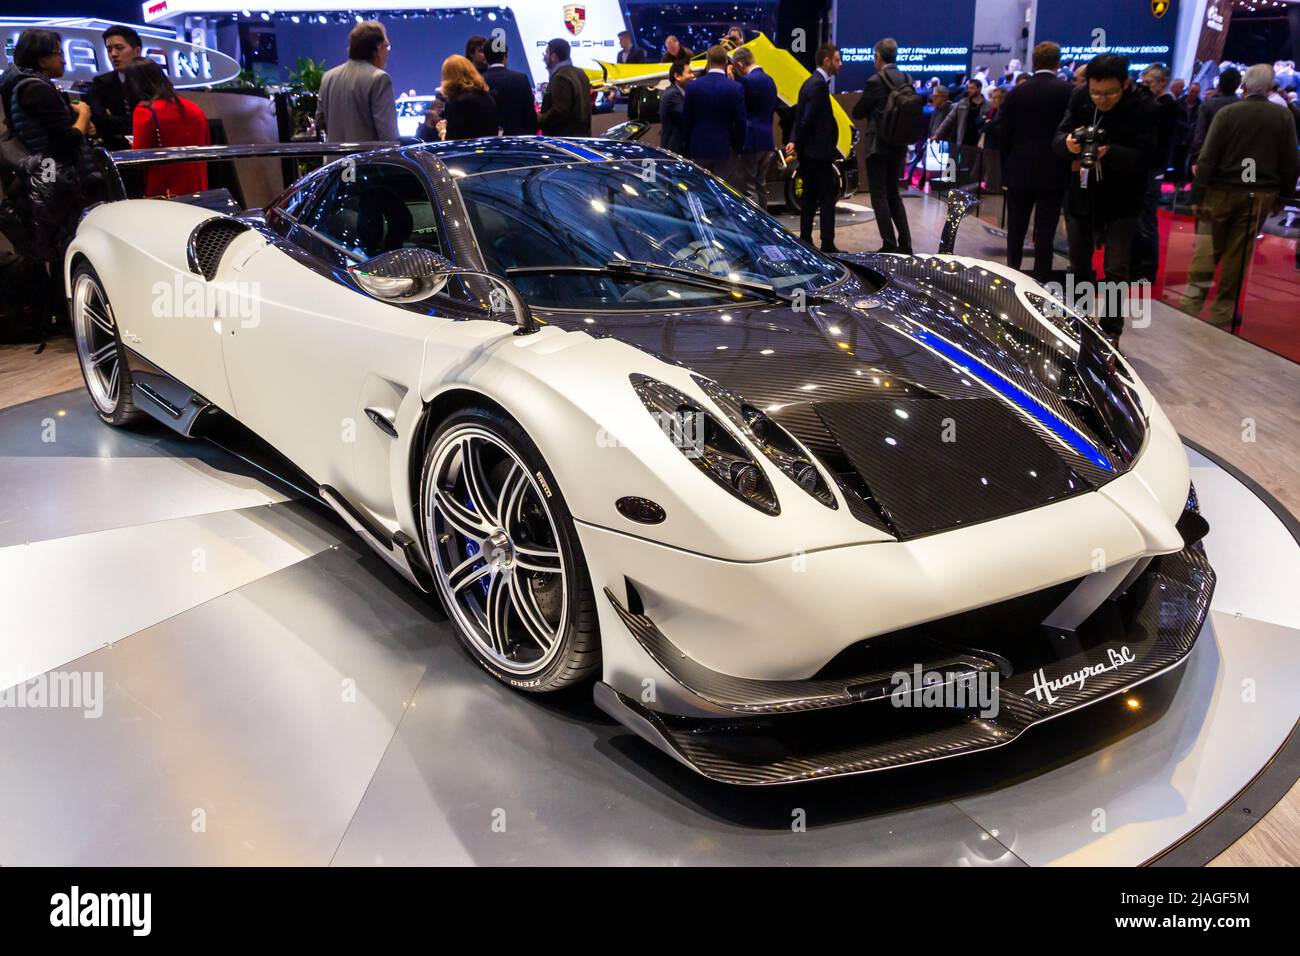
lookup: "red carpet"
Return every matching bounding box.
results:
[903,172,1298,362]
[1156,206,1300,364]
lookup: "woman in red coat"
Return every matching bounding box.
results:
[125,57,210,197]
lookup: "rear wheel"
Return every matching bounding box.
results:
[420,406,599,692]
[70,263,142,426]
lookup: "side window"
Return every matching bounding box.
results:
[264,176,320,238]
[297,162,443,263]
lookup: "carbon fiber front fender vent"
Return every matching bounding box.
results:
[186,217,251,281]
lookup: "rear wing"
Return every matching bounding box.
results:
[95,140,400,205]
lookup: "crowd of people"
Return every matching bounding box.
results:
[659,44,782,218]
[316,21,595,145]
[0,25,213,339]
[834,39,1300,341]
[0,17,1297,348]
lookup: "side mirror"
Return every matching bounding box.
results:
[348,248,538,334]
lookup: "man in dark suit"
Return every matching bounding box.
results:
[999,40,1073,279]
[851,38,911,253]
[682,45,746,181]
[790,43,843,252]
[483,40,536,135]
[465,36,489,74]
[617,30,647,118]
[538,38,592,137]
[617,31,646,64]
[733,46,777,208]
[1190,68,1240,171]
[87,24,142,151]
[659,60,693,155]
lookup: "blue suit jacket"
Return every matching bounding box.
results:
[683,70,746,161]
[740,67,778,153]
[659,84,687,154]
[484,64,537,136]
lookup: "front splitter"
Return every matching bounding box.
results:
[596,541,1214,785]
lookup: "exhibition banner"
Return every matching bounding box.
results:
[1194,0,1234,66]
[1033,0,1181,72]
[140,0,628,83]
[835,0,978,89]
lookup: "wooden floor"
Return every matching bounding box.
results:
[2,193,1294,866]
[0,336,81,410]
[1125,303,1300,867]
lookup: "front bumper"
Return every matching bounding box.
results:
[595,534,1214,785]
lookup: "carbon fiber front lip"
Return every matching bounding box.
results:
[596,542,1214,785]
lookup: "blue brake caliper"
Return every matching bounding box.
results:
[462,492,490,597]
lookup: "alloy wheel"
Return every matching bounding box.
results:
[72,272,122,414]
[424,425,569,676]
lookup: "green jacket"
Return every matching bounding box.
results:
[1192,95,1299,204]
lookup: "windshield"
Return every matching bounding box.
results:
[455,159,844,309]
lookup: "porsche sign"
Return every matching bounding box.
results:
[564,4,587,36]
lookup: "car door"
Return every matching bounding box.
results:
[220,157,469,525]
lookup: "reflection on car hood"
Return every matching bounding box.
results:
[539,254,1147,539]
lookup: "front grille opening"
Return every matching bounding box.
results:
[815,577,1085,681]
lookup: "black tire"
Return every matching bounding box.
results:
[419,404,600,692]
[69,261,144,427]
[785,165,844,213]
[784,168,804,213]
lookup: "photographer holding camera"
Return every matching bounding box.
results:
[1053,53,1159,343]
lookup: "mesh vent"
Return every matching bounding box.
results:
[187,218,250,281]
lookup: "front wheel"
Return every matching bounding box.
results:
[420,406,600,692]
[70,263,143,426]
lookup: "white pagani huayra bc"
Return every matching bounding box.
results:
[67,138,1213,785]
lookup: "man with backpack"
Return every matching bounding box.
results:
[853,37,919,254]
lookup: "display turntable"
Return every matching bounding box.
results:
[0,390,1295,865]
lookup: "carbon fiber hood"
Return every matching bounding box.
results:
[540,255,1146,539]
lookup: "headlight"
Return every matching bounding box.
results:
[692,375,837,509]
[629,374,779,515]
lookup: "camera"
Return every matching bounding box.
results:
[1073,125,1106,170]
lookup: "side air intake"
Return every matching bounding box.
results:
[186,217,250,281]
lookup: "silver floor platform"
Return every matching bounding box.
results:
[1,391,1297,866]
